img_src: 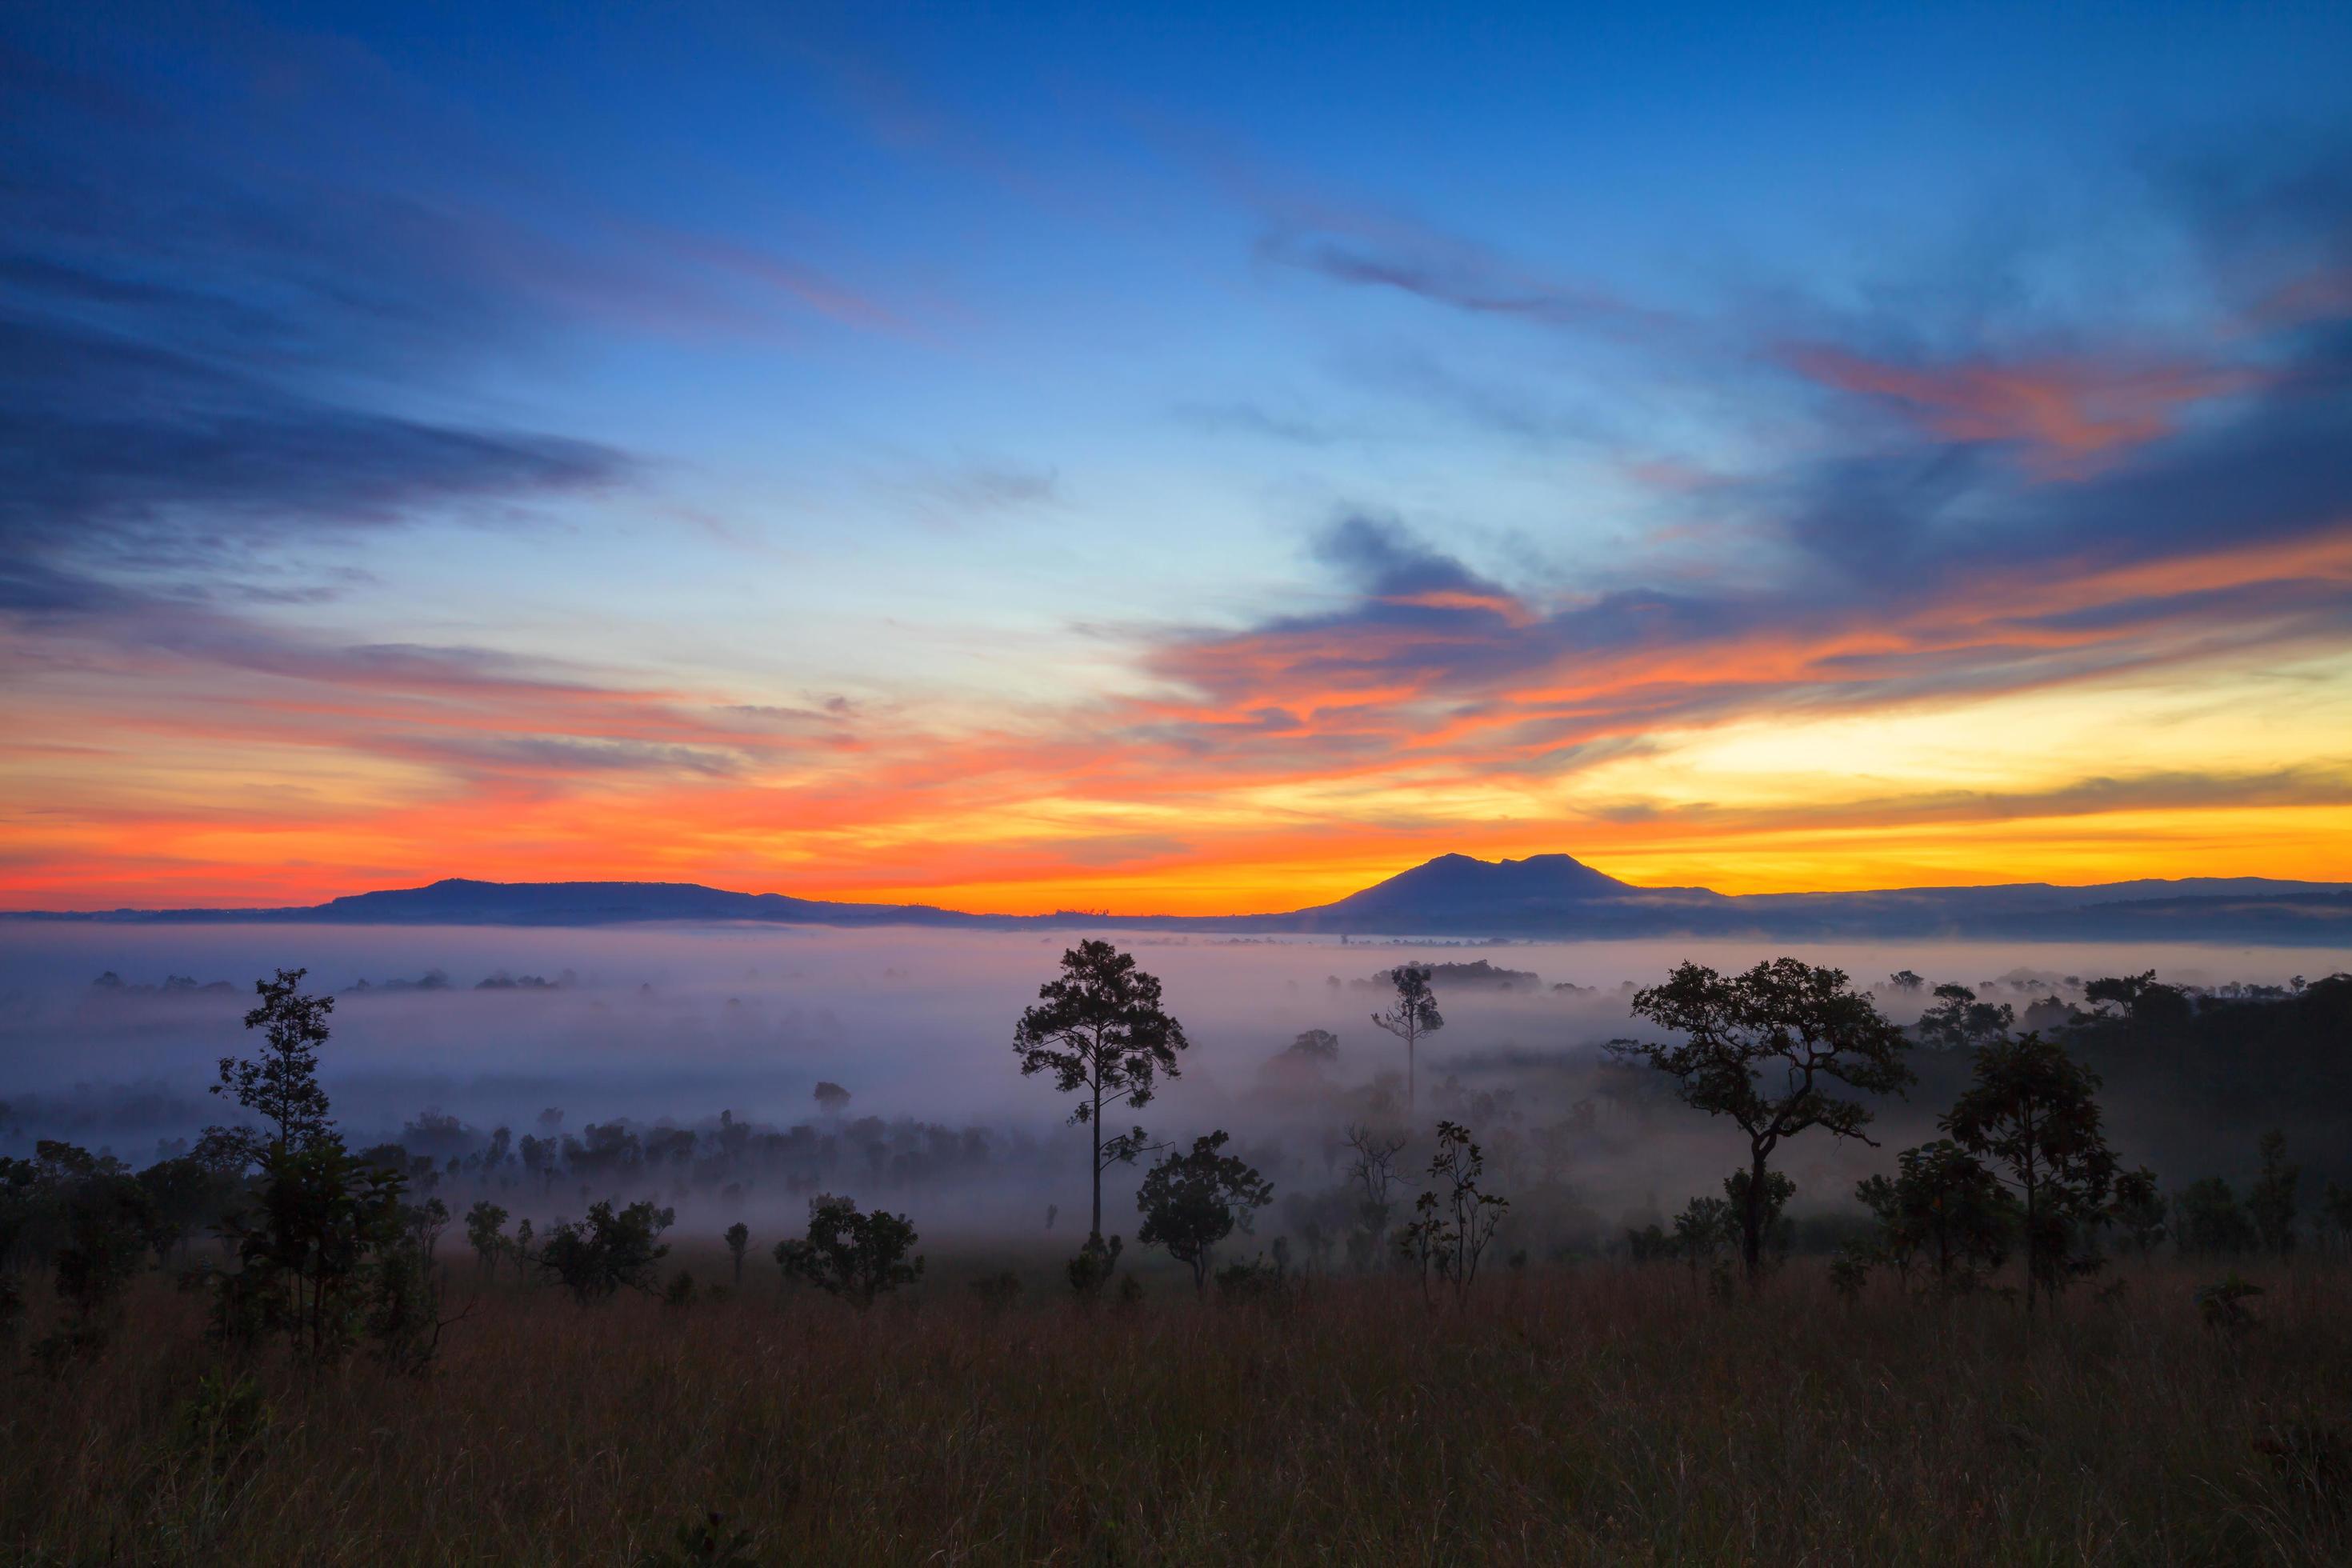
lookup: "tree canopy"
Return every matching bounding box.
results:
[1013,940,1190,1242]
[1614,958,1914,1282]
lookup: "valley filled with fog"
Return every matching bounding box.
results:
[5,922,2345,1250]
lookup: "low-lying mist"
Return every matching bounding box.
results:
[5,922,2343,1250]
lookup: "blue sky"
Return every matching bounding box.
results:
[6,0,2352,910]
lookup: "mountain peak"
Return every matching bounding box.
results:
[1309,851,1638,927]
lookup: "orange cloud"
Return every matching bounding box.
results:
[1788,346,2260,475]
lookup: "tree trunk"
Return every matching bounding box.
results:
[1090,1075,1103,1244]
[1743,1144,1768,1286]
[1408,1029,1416,1124]
[2021,1094,2041,1317]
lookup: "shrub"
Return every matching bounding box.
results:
[1395,1122,1510,1306]
[1214,1256,1285,1305]
[774,1195,922,1309]
[212,1140,410,1364]
[1136,1131,1274,1293]
[1066,1234,1122,1305]
[538,1200,675,1305]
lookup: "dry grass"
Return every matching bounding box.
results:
[2,1254,2347,1566]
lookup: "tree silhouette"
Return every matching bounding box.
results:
[536,1200,674,1304]
[211,968,337,1159]
[1135,1131,1274,1293]
[774,1194,922,1309]
[1370,967,1443,1122]
[1013,940,1190,1243]
[464,1200,508,1275]
[1941,1032,2127,1313]
[724,1221,750,1285]
[1915,984,2014,1052]
[1394,1121,1509,1306]
[2248,1130,2300,1256]
[1611,959,1914,1285]
[1856,1139,2011,1292]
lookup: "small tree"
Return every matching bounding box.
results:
[1941,1032,2125,1313]
[41,1160,155,1362]
[1370,968,1443,1122]
[464,1200,509,1275]
[813,1082,852,1117]
[1611,959,1914,1285]
[1671,1194,1738,1273]
[1066,1234,1123,1305]
[537,1200,674,1304]
[774,1194,922,1308]
[1856,1139,2012,1293]
[1013,940,1190,1243]
[214,1141,410,1364]
[406,1196,450,1267]
[1916,984,2014,1052]
[2247,1130,2299,1256]
[724,1221,750,1285]
[1394,1121,1509,1306]
[1135,1131,1274,1294]
[1286,1028,1340,1062]
[2110,1167,2168,1255]
[211,968,338,1160]
[1260,1030,1342,1093]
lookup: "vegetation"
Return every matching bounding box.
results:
[1611,959,1915,1282]
[1369,964,1444,1120]
[1011,940,1190,1243]
[1942,1032,2144,1312]
[5,946,2350,1562]
[1856,1138,2011,1293]
[537,1200,674,1305]
[2,1256,2346,1564]
[1134,1131,1274,1292]
[773,1194,922,1309]
[1395,1120,1510,1306]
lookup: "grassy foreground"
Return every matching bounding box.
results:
[3,1255,2347,1566]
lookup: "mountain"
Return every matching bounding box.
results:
[309,878,994,928]
[10,858,2352,944]
[1283,852,1712,932]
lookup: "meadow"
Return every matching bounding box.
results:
[4,1248,2347,1566]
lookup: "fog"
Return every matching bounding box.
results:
[4,922,2342,1250]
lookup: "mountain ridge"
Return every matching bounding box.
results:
[10,856,2352,945]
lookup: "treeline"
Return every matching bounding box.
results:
[344,1107,1043,1212]
[10,950,2352,1376]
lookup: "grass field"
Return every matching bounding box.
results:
[3,1251,2347,1566]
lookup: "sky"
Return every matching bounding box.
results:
[4,0,2352,914]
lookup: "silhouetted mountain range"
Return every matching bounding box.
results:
[11,853,2352,944]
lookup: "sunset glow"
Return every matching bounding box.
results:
[5,4,2350,913]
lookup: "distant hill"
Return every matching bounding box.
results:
[10,858,2352,945]
[1294,853,1650,927]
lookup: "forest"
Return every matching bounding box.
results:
[2,948,2349,1565]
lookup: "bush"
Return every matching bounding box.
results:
[1066,1234,1122,1305]
[538,1200,675,1305]
[212,1141,410,1365]
[1214,1256,1285,1305]
[774,1195,922,1309]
